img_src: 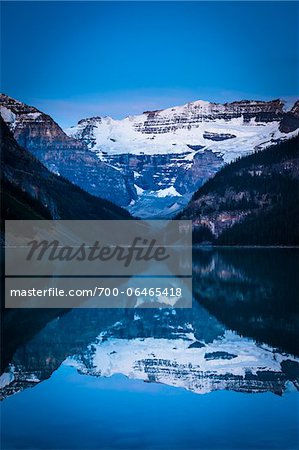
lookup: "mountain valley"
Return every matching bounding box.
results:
[2,94,298,218]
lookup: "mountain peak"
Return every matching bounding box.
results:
[2,93,298,219]
[0,95,133,207]
[77,116,103,125]
[65,96,297,159]
[0,93,40,115]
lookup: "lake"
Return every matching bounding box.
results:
[1,248,299,450]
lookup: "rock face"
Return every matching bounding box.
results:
[1,118,131,220]
[0,94,131,207]
[0,93,85,151]
[100,150,224,218]
[66,98,298,217]
[133,99,285,134]
[279,100,299,133]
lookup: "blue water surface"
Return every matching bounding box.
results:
[1,365,298,450]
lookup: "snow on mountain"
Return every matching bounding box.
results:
[156,186,182,197]
[1,94,298,218]
[65,99,298,162]
[65,98,299,218]
[64,328,299,395]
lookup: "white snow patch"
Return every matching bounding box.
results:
[0,106,16,126]
[0,371,14,388]
[155,186,182,197]
[135,184,145,196]
[26,113,42,120]
[25,374,40,383]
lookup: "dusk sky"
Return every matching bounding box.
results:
[1,1,298,127]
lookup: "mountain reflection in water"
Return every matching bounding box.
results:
[1,248,298,400]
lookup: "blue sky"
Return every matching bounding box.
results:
[1,1,298,127]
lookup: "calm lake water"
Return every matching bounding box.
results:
[1,248,299,450]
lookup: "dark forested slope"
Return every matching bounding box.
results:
[178,136,299,245]
[1,118,131,221]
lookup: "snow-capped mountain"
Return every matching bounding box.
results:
[66,99,296,159]
[66,99,299,217]
[1,94,298,217]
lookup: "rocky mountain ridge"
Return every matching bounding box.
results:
[66,98,299,217]
[66,98,298,157]
[1,94,298,218]
[134,99,286,134]
[0,94,131,207]
[0,93,85,151]
[0,118,131,220]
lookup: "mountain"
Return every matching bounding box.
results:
[0,94,131,207]
[1,119,131,378]
[1,304,298,399]
[178,136,299,245]
[0,117,131,220]
[65,98,299,217]
[1,94,298,218]
[66,99,295,156]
